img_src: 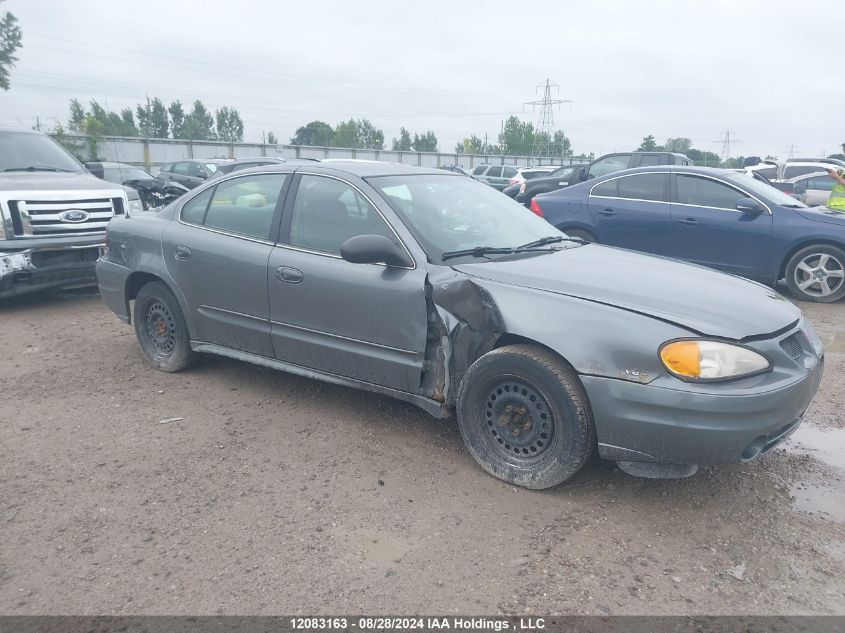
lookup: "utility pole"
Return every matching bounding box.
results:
[145,94,152,138]
[524,79,571,161]
[713,130,742,163]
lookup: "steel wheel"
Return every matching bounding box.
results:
[143,299,177,357]
[484,377,554,462]
[793,252,845,299]
[133,281,195,372]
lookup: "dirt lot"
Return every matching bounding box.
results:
[1,289,844,615]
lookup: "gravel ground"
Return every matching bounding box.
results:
[0,289,843,615]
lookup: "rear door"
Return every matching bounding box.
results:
[163,173,290,355]
[587,172,674,254]
[186,161,208,189]
[484,166,503,188]
[501,165,518,189]
[169,162,190,187]
[267,173,428,392]
[669,173,773,279]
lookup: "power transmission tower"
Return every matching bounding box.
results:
[713,130,742,163]
[784,144,798,159]
[524,79,571,160]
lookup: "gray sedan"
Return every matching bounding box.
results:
[97,162,823,488]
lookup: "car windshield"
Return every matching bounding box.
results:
[0,131,85,173]
[732,174,808,208]
[368,174,568,263]
[102,167,153,183]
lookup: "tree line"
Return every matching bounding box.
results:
[637,135,733,167]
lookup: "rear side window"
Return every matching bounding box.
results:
[502,166,517,178]
[638,155,662,167]
[591,179,618,197]
[181,174,287,240]
[486,166,502,177]
[784,165,824,179]
[675,175,745,210]
[188,162,205,178]
[472,166,487,176]
[806,176,835,191]
[617,173,669,202]
[755,167,777,179]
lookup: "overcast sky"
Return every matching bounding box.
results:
[1,0,842,159]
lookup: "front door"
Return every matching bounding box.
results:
[587,172,674,255]
[267,173,428,393]
[163,173,290,355]
[669,173,773,279]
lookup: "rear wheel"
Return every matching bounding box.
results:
[134,281,195,372]
[562,228,596,243]
[456,344,595,489]
[785,244,845,303]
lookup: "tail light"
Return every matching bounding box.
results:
[509,177,519,185]
[529,199,545,218]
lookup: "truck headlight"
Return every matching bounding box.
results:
[659,340,771,382]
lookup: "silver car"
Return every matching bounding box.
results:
[97,161,823,488]
[787,171,837,207]
[471,164,519,190]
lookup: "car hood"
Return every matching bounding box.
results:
[0,171,123,192]
[452,245,800,340]
[794,206,845,226]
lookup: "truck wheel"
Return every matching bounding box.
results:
[785,244,845,303]
[133,281,195,372]
[457,344,595,489]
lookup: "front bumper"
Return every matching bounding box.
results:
[582,354,824,465]
[0,242,103,299]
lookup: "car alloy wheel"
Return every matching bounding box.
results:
[793,252,844,299]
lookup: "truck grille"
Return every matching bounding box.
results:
[8,197,122,237]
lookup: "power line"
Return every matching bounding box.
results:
[713,130,742,162]
[524,79,571,158]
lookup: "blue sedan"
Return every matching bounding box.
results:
[529,165,845,303]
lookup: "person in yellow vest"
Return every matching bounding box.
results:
[828,157,845,211]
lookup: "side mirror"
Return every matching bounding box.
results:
[736,197,764,215]
[793,184,807,195]
[340,234,413,268]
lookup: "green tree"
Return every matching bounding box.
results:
[498,116,534,155]
[266,131,278,145]
[412,130,438,152]
[0,0,22,91]
[119,108,138,136]
[356,118,384,149]
[392,127,412,151]
[331,118,384,149]
[664,137,692,153]
[68,99,87,133]
[135,102,152,137]
[183,100,215,140]
[828,153,845,161]
[168,100,186,139]
[215,106,244,142]
[685,148,722,167]
[637,135,660,152]
[552,130,571,157]
[150,98,169,138]
[291,120,333,146]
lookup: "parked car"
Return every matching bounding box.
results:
[0,127,129,298]
[515,164,582,205]
[470,164,519,190]
[509,165,557,186]
[157,159,228,189]
[208,157,288,180]
[531,165,845,302]
[750,160,842,181]
[98,161,822,487]
[85,161,188,210]
[785,171,837,207]
[502,182,522,199]
[516,152,691,206]
[787,157,845,168]
[438,165,471,176]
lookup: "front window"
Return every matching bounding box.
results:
[730,174,808,207]
[588,155,629,179]
[0,131,85,173]
[369,175,567,264]
[204,163,219,173]
[102,167,153,183]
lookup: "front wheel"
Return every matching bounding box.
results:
[784,244,845,303]
[456,344,595,489]
[134,281,195,372]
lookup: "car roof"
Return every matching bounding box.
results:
[785,171,830,183]
[241,160,456,178]
[0,125,42,135]
[591,165,738,179]
[222,156,287,165]
[88,161,147,169]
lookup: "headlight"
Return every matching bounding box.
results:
[659,340,771,382]
[127,199,143,214]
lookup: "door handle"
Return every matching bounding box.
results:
[677,218,700,226]
[275,266,303,284]
[174,245,192,261]
[597,208,616,216]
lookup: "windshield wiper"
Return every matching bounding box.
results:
[518,235,586,248]
[441,245,558,261]
[3,165,72,172]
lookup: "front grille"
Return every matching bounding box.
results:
[780,333,803,359]
[10,197,116,236]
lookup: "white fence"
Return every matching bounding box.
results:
[57,134,581,173]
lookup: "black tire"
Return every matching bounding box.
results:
[784,244,845,303]
[133,281,195,372]
[561,228,596,243]
[456,344,595,489]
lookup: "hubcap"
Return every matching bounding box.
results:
[794,253,845,297]
[144,300,177,355]
[484,379,553,458]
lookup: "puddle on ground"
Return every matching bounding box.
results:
[782,423,845,523]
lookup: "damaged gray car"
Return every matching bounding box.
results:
[97,161,824,488]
